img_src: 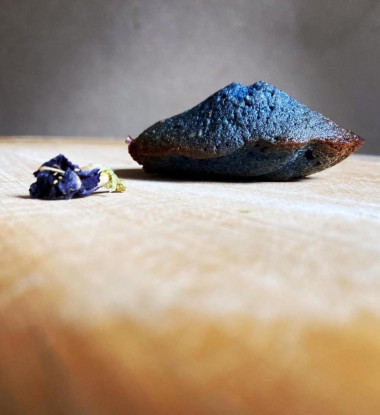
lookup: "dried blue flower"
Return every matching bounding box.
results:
[29,154,125,200]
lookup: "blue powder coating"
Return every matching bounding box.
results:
[29,154,101,199]
[138,81,346,158]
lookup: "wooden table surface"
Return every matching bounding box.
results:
[1,137,380,414]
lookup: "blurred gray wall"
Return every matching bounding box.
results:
[1,0,379,153]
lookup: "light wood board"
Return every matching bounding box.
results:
[1,137,380,414]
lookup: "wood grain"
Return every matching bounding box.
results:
[0,137,379,414]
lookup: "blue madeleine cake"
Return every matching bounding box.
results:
[128,82,364,180]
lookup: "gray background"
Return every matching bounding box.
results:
[1,0,379,153]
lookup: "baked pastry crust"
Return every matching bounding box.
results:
[129,82,364,179]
